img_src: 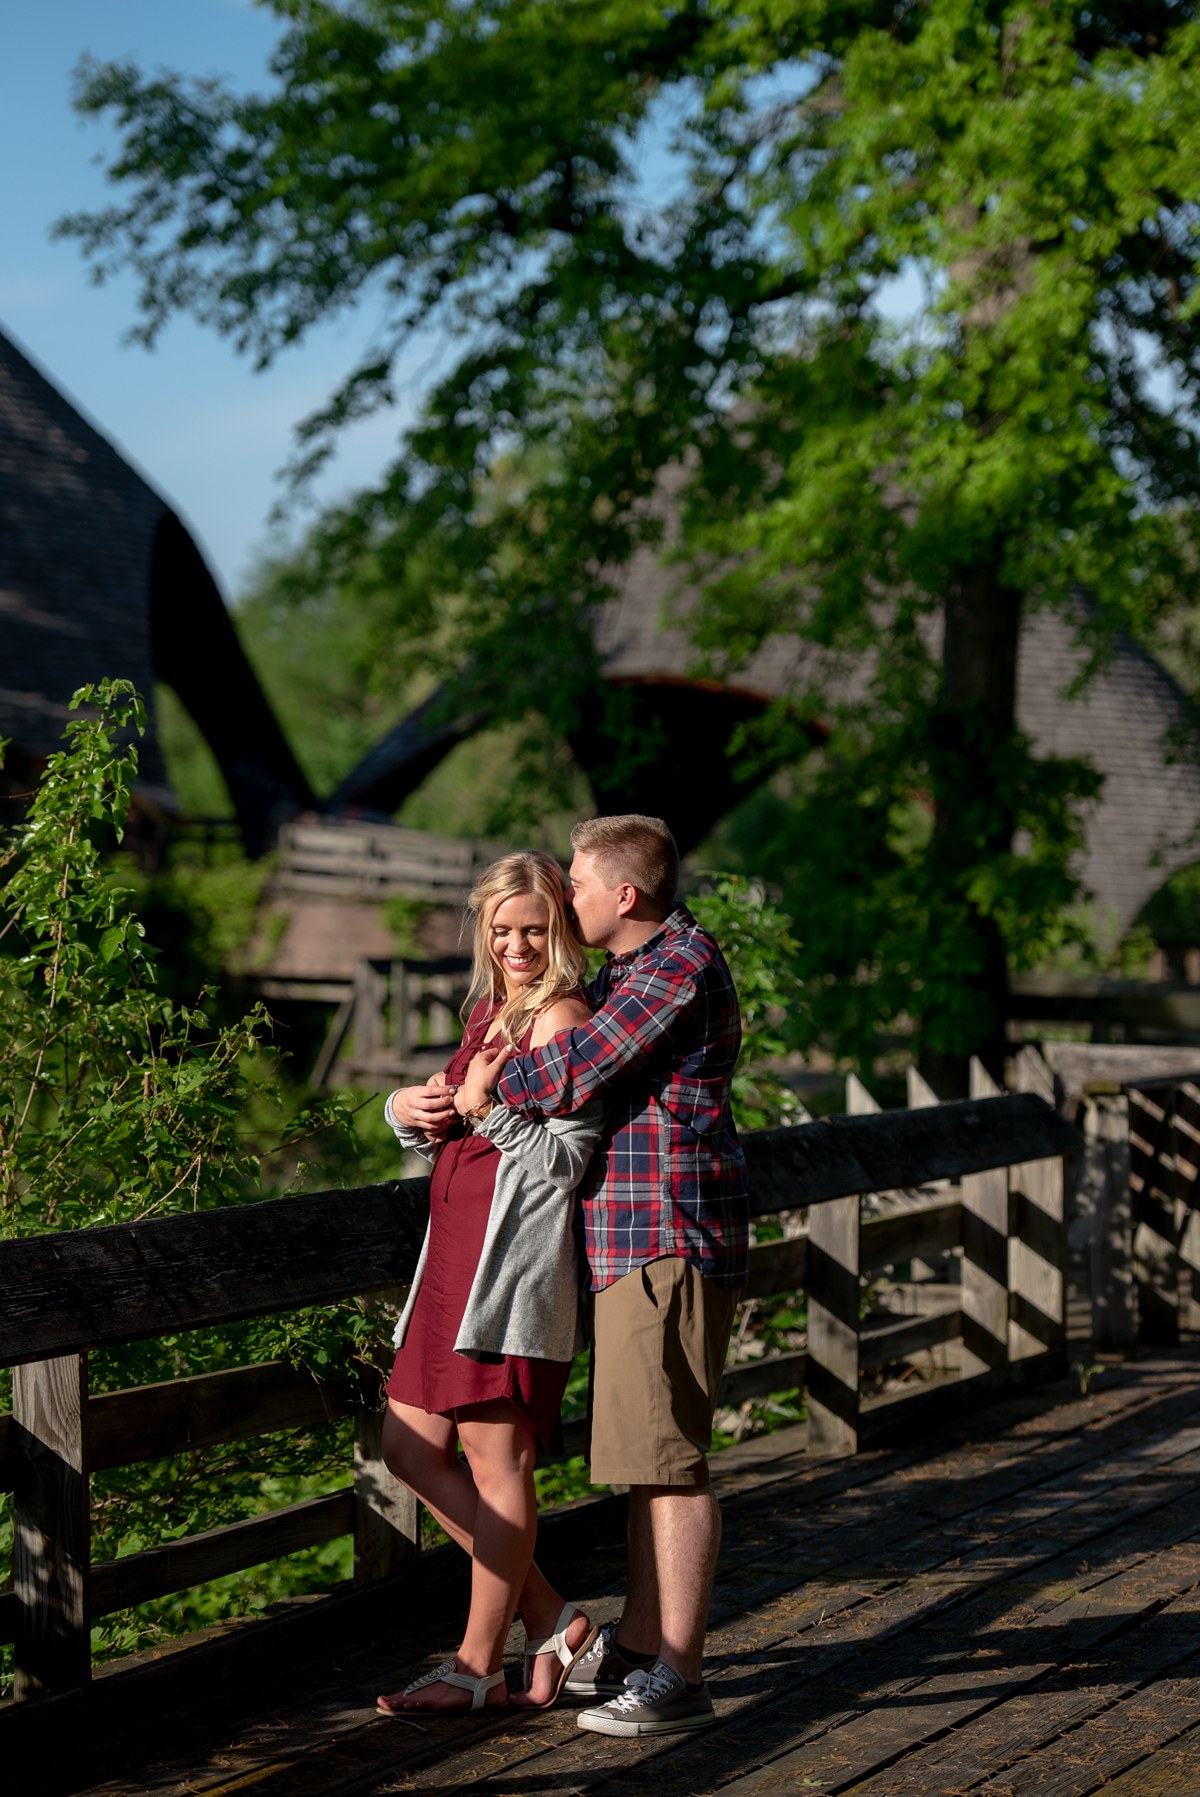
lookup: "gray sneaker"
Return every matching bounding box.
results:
[563,1621,652,1698]
[577,1659,716,1736]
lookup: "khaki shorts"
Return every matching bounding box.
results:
[588,1256,739,1488]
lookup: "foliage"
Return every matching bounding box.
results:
[691,874,809,1126]
[0,684,387,1685]
[59,2,1200,1054]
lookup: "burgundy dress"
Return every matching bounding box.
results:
[385,1001,572,1449]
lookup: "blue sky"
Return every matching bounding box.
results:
[1,0,416,599]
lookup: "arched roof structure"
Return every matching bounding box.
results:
[0,326,313,852]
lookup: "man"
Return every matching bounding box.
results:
[468,813,749,1736]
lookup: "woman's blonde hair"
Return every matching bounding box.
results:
[461,851,588,1045]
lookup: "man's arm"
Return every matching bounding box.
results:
[497,957,700,1118]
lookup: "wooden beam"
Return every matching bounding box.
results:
[960,1062,1010,1385]
[860,1201,963,1277]
[85,1361,354,1473]
[742,1094,1077,1219]
[743,1234,807,1299]
[718,1349,808,1409]
[859,1309,962,1371]
[352,1407,418,1585]
[806,1191,860,1456]
[0,1586,18,1646]
[0,1183,429,1371]
[89,1491,355,1617]
[12,1354,90,1700]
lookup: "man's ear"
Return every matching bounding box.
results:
[614,882,639,917]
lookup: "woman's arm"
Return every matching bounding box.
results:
[472,1098,603,1189]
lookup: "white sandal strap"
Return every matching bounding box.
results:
[524,1605,584,1671]
[403,1658,506,1710]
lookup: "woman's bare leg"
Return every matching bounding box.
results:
[378,1398,586,1710]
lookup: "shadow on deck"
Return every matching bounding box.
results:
[52,1348,1200,1796]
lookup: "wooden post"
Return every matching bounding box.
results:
[960,1060,1010,1385]
[353,1405,419,1585]
[806,1190,860,1457]
[1129,1086,1181,1346]
[12,1353,91,1700]
[1008,1151,1066,1370]
[1176,1080,1200,1331]
[1078,1093,1137,1352]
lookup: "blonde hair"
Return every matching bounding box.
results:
[570,814,679,916]
[461,851,588,1045]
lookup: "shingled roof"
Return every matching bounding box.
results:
[0,325,313,851]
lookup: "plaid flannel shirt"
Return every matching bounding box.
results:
[497,905,749,1292]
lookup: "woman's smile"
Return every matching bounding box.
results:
[488,892,551,993]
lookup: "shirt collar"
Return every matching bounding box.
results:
[604,904,693,970]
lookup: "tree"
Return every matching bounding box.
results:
[61,1,1200,1075]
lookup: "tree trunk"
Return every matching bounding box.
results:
[921,564,1023,1093]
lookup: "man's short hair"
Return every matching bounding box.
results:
[570,814,679,916]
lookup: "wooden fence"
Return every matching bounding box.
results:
[272,820,507,904]
[312,954,473,1087]
[0,1093,1077,1712]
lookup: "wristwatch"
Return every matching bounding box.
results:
[463,1097,495,1126]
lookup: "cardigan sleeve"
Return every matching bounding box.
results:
[471,1097,603,1189]
[383,1091,441,1166]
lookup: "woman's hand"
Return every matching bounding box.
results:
[454,1036,517,1117]
[389,1077,458,1141]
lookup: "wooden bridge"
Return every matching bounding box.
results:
[4,1084,1200,1794]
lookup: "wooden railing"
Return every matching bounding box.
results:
[0,1093,1078,1712]
[272,819,508,903]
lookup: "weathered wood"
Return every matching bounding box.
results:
[11,1353,90,1700]
[741,1093,1077,1218]
[743,1233,807,1299]
[846,1072,881,1116]
[1079,1092,1137,1351]
[859,1308,963,1371]
[1009,1152,1066,1365]
[86,1361,353,1472]
[0,1182,429,1370]
[1006,972,1200,1035]
[718,1349,808,1409]
[859,1200,963,1275]
[89,1490,355,1616]
[1130,1085,1182,1346]
[806,1190,860,1456]
[352,1406,418,1585]
[1010,1042,1055,1104]
[960,1060,1010,1383]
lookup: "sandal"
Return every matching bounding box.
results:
[377,1656,508,1717]
[516,1606,594,1711]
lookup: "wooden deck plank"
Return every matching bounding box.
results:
[840,1594,1200,1794]
[46,1352,1200,1797]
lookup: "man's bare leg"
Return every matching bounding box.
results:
[620,1480,720,1686]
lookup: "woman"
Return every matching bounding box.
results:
[376,851,600,1717]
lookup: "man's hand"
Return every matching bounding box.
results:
[389,1077,458,1142]
[455,1036,517,1116]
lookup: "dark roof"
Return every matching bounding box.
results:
[0,325,313,849]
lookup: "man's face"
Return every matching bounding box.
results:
[567,849,623,949]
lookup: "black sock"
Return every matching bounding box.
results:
[614,1636,655,1665]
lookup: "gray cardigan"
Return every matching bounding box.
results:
[386,1092,602,1363]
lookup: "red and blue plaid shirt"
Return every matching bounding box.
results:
[497,905,749,1292]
